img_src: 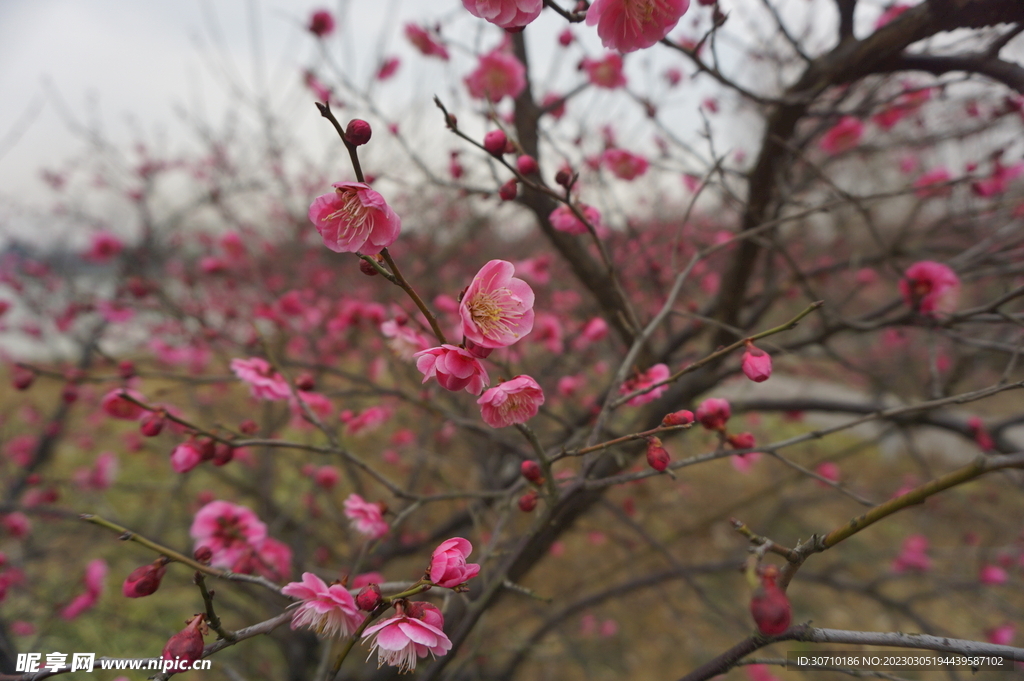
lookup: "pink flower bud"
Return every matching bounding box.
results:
[360,259,380,276]
[345,119,372,146]
[239,419,258,435]
[662,410,694,426]
[645,437,670,472]
[356,583,382,611]
[118,360,136,379]
[140,411,166,437]
[198,438,216,462]
[428,537,480,588]
[170,441,203,474]
[313,465,340,489]
[193,546,213,563]
[122,561,167,598]
[518,491,539,512]
[483,130,508,156]
[750,568,791,636]
[741,342,772,382]
[516,155,539,175]
[498,179,518,201]
[521,460,544,484]
[162,614,206,665]
[979,564,1008,585]
[12,366,35,391]
[295,372,316,391]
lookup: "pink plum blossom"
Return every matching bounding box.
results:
[987,623,1015,646]
[549,204,604,236]
[344,406,391,436]
[979,564,1008,585]
[891,534,931,573]
[282,572,363,639]
[308,182,401,255]
[362,602,452,672]
[464,50,526,102]
[620,363,670,406]
[460,260,535,348]
[574,317,609,349]
[343,493,389,539]
[602,148,649,180]
[381,320,432,359]
[414,345,490,395]
[462,0,543,29]
[899,261,959,315]
[405,24,449,60]
[582,54,627,89]
[913,167,953,198]
[819,116,864,154]
[83,231,124,263]
[230,357,291,401]
[61,559,107,620]
[971,160,1024,197]
[429,538,481,588]
[190,501,268,569]
[477,375,545,428]
[586,0,690,53]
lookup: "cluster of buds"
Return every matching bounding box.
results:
[518,461,544,512]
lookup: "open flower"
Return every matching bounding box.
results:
[462,0,543,29]
[362,602,452,672]
[586,0,690,52]
[477,375,545,428]
[414,345,490,395]
[899,261,959,316]
[308,182,401,255]
[230,357,291,401]
[582,54,627,89]
[429,538,481,588]
[343,494,389,539]
[459,260,535,348]
[464,50,526,102]
[190,501,268,569]
[620,364,670,406]
[819,116,864,154]
[282,572,363,639]
[549,204,604,236]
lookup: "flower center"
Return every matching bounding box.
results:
[467,289,519,339]
[625,0,656,24]
[325,189,369,235]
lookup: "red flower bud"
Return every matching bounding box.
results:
[727,432,755,449]
[122,561,167,598]
[193,547,213,564]
[345,119,372,146]
[140,411,166,437]
[12,366,35,391]
[295,372,316,391]
[239,419,259,435]
[61,383,79,404]
[118,360,136,379]
[212,443,234,466]
[661,410,694,427]
[359,259,380,276]
[162,614,206,665]
[498,179,518,201]
[646,437,671,472]
[555,168,574,188]
[483,130,508,157]
[520,460,544,484]
[516,155,539,175]
[356,583,382,611]
[518,491,539,512]
[750,569,791,636]
[198,438,216,461]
